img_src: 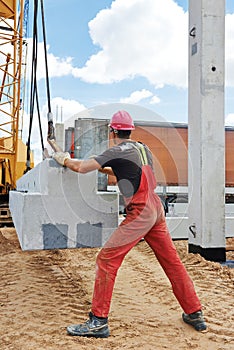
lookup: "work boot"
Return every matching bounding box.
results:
[67,312,110,338]
[182,310,207,331]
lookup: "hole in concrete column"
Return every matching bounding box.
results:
[211,66,216,72]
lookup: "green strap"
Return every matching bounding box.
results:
[131,142,148,165]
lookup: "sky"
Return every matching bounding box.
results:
[20,0,234,162]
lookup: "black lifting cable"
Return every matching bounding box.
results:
[25,0,39,173]
[40,0,55,140]
[25,0,51,172]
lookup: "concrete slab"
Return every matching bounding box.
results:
[9,158,118,250]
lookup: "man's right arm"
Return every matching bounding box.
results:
[64,158,101,174]
[98,167,114,176]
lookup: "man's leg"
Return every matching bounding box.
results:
[144,219,202,314]
[144,219,206,331]
[67,198,157,338]
[91,200,159,318]
[91,235,142,318]
[67,230,142,338]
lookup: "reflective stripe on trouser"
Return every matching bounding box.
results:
[91,167,202,317]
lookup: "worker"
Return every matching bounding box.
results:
[52,110,207,338]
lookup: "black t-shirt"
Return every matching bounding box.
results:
[95,141,153,197]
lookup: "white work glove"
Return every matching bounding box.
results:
[52,151,71,166]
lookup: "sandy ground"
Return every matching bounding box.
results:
[0,228,233,350]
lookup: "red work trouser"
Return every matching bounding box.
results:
[91,166,202,318]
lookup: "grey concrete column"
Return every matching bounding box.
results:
[74,118,109,191]
[188,0,226,261]
[55,123,65,150]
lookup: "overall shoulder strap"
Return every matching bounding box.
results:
[130,142,148,165]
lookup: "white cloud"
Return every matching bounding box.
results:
[43,97,86,122]
[150,95,161,104]
[26,40,74,80]
[72,0,188,87]
[225,113,234,126]
[24,1,234,90]
[120,89,153,103]
[75,3,234,89]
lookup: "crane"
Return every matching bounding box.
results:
[0,0,60,226]
[0,0,32,226]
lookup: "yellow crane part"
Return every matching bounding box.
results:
[0,0,29,192]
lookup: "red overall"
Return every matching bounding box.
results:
[91,165,202,317]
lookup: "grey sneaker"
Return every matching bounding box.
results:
[67,312,110,338]
[182,310,207,331]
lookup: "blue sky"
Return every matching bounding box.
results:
[22,0,234,160]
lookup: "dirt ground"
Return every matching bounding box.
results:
[0,228,233,350]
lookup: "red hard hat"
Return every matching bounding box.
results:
[109,110,135,130]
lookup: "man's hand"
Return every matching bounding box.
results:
[52,152,71,166]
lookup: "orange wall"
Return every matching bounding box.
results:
[107,124,234,187]
[132,125,234,187]
[225,130,234,187]
[132,125,188,186]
